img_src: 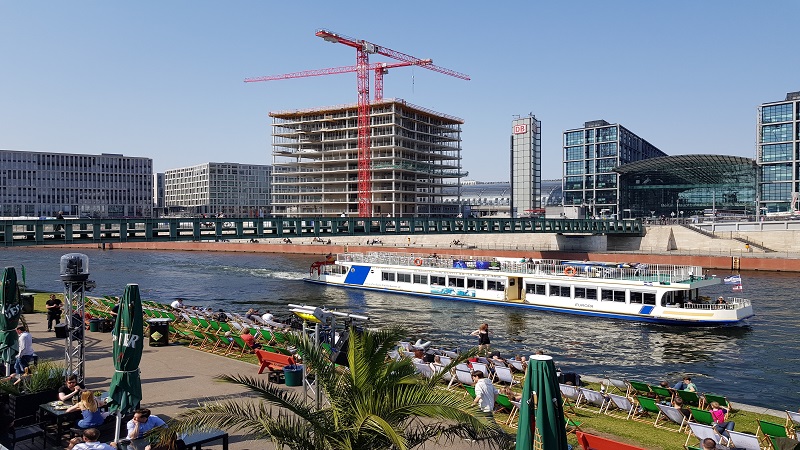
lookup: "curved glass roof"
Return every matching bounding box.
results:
[614,154,755,184]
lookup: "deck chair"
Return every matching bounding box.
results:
[565,414,583,435]
[507,400,521,427]
[559,384,582,410]
[689,407,714,426]
[471,362,491,380]
[413,362,434,379]
[704,393,733,412]
[604,377,629,395]
[769,436,800,450]
[507,359,526,373]
[635,396,661,421]
[463,384,476,399]
[787,410,800,438]
[495,393,514,415]
[442,350,459,359]
[676,389,703,408]
[577,388,607,412]
[686,423,725,449]
[438,355,452,366]
[449,368,474,390]
[494,366,517,386]
[655,404,689,433]
[650,385,674,403]
[431,363,452,384]
[627,380,651,396]
[605,393,637,419]
[726,430,762,450]
[758,419,789,447]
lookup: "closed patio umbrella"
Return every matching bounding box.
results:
[0,267,22,376]
[107,284,144,443]
[515,354,568,450]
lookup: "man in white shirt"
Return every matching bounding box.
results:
[170,298,185,310]
[261,310,274,323]
[70,428,114,450]
[472,370,499,417]
[15,326,34,375]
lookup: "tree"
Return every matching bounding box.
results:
[164,326,512,450]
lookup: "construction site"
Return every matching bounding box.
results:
[248,29,469,218]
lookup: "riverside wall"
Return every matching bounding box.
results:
[36,225,800,272]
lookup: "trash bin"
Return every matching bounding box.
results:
[283,364,303,387]
[20,293,34,314]
[89,319,102,332]
[54,323,67,338]
[147,318,171,347]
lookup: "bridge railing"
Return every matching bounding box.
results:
[0,217,643,247]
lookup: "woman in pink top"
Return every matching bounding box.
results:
[709,401,734,437]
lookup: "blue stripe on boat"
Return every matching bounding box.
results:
[639,305,655,315]
[344,265,371,285]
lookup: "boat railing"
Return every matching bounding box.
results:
[335,252,703,285]
[683,297,751,310]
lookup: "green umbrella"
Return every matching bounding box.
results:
[0,267,23,373]
[515,355,568,450]
[107,284,144,443]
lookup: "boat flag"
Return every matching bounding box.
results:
[732,284,743,292]
[723,274,742,285]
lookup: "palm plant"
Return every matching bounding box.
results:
[164,326,513,450]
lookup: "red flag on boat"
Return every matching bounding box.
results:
[732,284,743,291]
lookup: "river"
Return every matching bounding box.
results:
[3,247,797,411]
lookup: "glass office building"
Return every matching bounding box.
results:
[510,115,541,217]
[757,91,800,214]
[563,120,666,217]
[615,155,757,219]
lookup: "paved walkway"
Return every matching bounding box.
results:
[24,313,482,450]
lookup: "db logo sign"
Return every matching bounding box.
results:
[513,124,528,134]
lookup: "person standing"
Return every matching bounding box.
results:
[471,370,499,419]
[46,294,63,331]
[470,323,491,354]
[14,325,34,375]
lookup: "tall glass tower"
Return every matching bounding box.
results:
[757,91,800,215]
[510,114,541,218]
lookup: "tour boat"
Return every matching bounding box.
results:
[304,252,754,326]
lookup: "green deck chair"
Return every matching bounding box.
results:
[689,407,714,425]
[635,396,661,420]
[495,393,514,414]
[650,385,673,402]
[627,381,651,395]
[757,419,788,447]
[704,393,732,412]
[464,384,476,399]
[676,389,702,407]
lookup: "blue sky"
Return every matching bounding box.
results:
[2,1,798,182]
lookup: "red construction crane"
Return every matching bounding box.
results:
[244,60,432,101]
[315,29,469,217]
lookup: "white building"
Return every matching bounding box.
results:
[163,162,272,217]
[0,150,153,218]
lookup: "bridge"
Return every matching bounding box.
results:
[0,217,643,247]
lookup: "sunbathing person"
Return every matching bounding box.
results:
[709,401,734,437]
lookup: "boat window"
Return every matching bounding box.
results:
[550,285,570,297]
[487,280,506,291]
[381,272,396,282]
[601,289,626,302]
[397,273,411,283]
[413,274,428,284]
[525,283,546,295]
[468,278,484,290]
[574,287,597,299]
[430,275,446,286]
[448,277,465,288]
[631,291,657,305]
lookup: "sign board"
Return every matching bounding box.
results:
[513,124,528,134]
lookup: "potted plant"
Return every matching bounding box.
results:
[0,359,65,424]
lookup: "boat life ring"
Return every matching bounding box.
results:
[413,258,423,266]
[564,266,577,277]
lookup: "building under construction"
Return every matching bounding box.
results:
[270,98,465,218]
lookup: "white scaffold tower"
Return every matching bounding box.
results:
[59,253,95,385]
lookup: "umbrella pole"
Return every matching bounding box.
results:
[114,412,122,444]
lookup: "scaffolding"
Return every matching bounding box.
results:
[270,99,465,218]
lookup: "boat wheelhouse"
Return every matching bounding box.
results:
[305,252,754,325]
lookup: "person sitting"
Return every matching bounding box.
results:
[673,376,696,392]
[501,386,522,402]
[69,428,115,450]
[212,309,228,322]
[411,348,425,364]
[240,329,261,350]
[709,401,734,437]
[244,308,260,322]
[127,408,166,441]
[672,397,691,420]
[170,298,185,310]
[65,391,108,429]
[261,310,275,324]
[702,437,727,450]
[59,374,84,402]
